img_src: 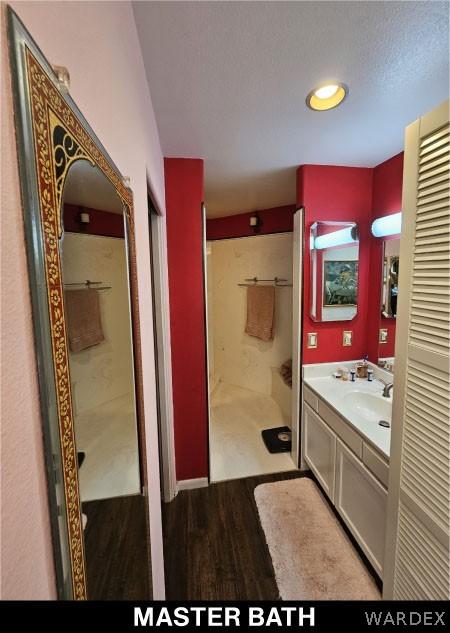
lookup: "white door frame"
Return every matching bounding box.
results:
[201,203,212,483]
[292,208,304,468]
[147,188,177,502]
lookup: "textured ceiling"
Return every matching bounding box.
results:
[133,1,449,217]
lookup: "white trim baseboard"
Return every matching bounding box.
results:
[177,477,209,492]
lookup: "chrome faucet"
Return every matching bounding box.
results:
[382,382,394,398]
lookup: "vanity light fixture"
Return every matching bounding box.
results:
[306,82,348,111]
[371,212,402,238]
[314,225,358,250]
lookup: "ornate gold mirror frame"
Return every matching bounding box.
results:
[8,9,148,599]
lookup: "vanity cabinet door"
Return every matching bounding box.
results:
[304,404,336,502]
[335,439,387,578]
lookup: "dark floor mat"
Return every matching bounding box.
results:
[261,426,292,453]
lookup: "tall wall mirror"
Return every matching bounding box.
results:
[8,9,151,599]
[62,161,141,504]
[310,221,359,322]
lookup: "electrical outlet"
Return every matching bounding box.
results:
[379,328,388,343]
[343,330,353,346]
[307,332,318,348]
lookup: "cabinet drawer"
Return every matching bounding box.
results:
[304,404,336,502]
[363,443,389,488]
[303,385,318,411]
[318,400,363,459]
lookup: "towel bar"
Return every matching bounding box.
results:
[64,279,112,290]
[238,276,292,287]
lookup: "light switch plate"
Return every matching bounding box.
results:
[379,328,388,343]
[343,330,352,346]
[307,332,317,348]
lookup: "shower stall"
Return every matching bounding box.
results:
[205,225,302,482]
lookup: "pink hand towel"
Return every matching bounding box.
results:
[64,288,105,352]
[245,285,275,342]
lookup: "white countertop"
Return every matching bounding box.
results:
[303,362,392,459]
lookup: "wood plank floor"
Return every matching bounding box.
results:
[83,494,152,600]
[82,471,379,601]
[162,470,307,600]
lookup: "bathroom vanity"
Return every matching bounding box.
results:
[302,362,393,579]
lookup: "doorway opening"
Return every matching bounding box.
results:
[205,212,303,482]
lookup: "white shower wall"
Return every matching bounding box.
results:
[206,242,216,389]
[62,232,135,415]
[208,233,293,395]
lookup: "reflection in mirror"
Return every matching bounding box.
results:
[381,239,400,318]
[378,237,400,373]
[310,221,359,322]
[60,160,150,598]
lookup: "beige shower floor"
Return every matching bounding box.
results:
[210,382,296,482]
[74,392,141,502]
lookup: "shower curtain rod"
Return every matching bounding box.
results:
[238,276,292,287]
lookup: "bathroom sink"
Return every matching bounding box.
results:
[342,391,392,425]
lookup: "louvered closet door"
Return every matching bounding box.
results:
[383,100,450,600]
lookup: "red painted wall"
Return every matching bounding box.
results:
[367,152,404,361]
[206,204,296,240]
[297,156,403,366]
[372,153,404,218]
[167,155,403,480]
[297,165,374,364]
[164,158,208,481]
[63,204,125,238]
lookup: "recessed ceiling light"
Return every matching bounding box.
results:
[315,84,339,99]
[306,82,348,111]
